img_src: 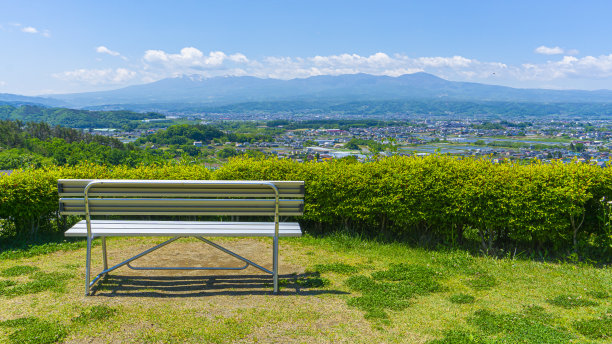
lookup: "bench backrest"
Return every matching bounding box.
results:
[58,179,304,217]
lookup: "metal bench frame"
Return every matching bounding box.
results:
[59,179,303,296]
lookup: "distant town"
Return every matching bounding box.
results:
[88,114,612,166]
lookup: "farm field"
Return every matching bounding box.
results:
[0,234,610,344]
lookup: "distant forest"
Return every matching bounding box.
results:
[0,120,272,169]
[0,120,168,168]
[0,104,164,128]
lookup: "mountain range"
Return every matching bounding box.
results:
[4,73,612,111]
[0,93,68,108]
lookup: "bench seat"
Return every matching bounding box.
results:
[65,220,303,237]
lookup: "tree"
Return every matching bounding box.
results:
[217,147,240,159]
[181,144,200,157]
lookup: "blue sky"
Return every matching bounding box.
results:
[2,0,612,95]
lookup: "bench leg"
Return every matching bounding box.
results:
[84,235,282,295]
[85,234,92,296]
[101,237,108,270]
[273,235,279,294]
[85,236,108,296]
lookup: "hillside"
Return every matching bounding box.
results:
[0,104,164,128]
[0,93,67,107]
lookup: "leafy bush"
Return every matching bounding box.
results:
[0,166,60,238]
[0,163,211,238]
[2,156,612,259]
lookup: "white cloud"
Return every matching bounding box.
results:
[96,46,120,56]
[253,52,506,80]
[514,54,612,81]
[143,47,231,67]
[416,56,473,68]
[96,46,127,60]
[382,68,425,77]
[0,81,6,87]
[229,53,249,63]
[9,24,50,37]
[53,68,136,85]
[51,47,612,89]
[535,45,565,55]
[134,49,510,83]
[142,48,252,79]
[311,52,392,67]
[142,49,168,62]
[21,26,38,34]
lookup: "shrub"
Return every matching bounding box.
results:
[1,156,611,259]
[0,162,211,238]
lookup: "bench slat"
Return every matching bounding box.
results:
[59,198,304,216]
[61,210,304,216]
[64,220,302,237]
[58,179,305,198]
[68,220,302,228]
[60,198,303,207]
[60,191,296,198]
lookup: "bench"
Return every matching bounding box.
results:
[58,179,305,295]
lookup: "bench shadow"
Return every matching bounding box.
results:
[92,272,348,297]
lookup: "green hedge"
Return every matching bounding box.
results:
[1,157,611,259]
[215,156,611,255]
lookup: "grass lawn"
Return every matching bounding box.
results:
[0,234,610,343]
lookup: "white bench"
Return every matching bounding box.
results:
[58,179,304,295]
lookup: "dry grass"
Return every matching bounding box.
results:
[0,234,610,343]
